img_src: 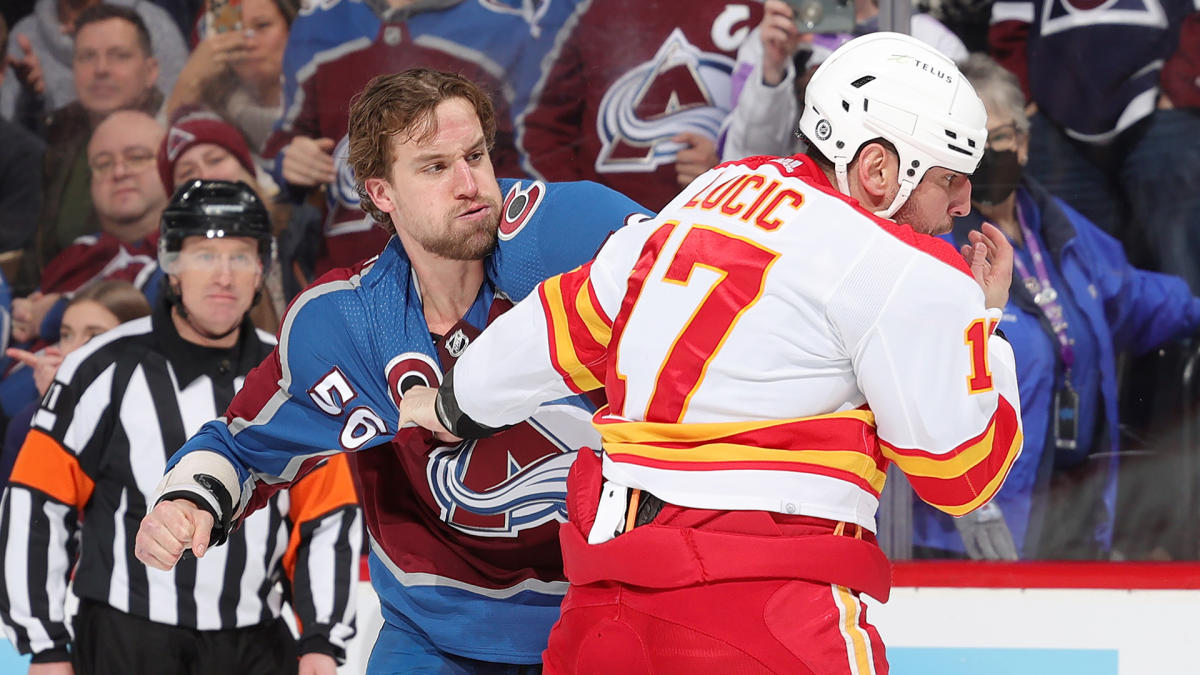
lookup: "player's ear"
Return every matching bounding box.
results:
[855,142,896,202]
[363,176,396,215]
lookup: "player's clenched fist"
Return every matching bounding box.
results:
[135,499,215,570]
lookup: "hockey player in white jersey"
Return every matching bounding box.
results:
[402,32,1022,674]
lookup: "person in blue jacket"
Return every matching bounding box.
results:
[912,54,1200,561]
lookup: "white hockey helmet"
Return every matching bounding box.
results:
[797,32,987,218]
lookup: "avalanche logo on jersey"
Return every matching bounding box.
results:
[330,134,360,210]
[499,181,546,240]
[385,352,442,408]
[478,0,552,37]
[1040,0,1167,33]
[326,134,377,236]
[426,423,576,537]
[595,28,737,173]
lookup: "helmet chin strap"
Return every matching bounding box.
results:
[876,180,913,219]
[834,159,913,220]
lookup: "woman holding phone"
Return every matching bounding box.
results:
[166,0,298,154]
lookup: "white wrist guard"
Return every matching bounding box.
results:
[153,450,244,546]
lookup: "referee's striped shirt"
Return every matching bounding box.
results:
[0,304,361,662]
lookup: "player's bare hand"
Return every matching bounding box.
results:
[7,35,46,96]
[760,0,811,86]
[29,661,75,675]
[673,132,719,186]
[135,499,215,570]
[960,222,1013,309]
[298,653,338,675]
[281,136,337,187]
[399,385,461,443]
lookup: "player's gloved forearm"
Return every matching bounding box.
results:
[953,502,1019,560]
[434,369,512,440]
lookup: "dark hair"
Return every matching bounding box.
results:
[347,68,498,231]
[70,280,152,324]
[74,4,154,56]
[271,0,300,27]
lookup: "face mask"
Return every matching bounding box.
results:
[971,148,1022,206]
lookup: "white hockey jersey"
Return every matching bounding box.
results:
[453,154,1023,531]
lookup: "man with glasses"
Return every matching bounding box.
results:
[22,4,167,286]
[0,180,361,675]
[11,109,166,348]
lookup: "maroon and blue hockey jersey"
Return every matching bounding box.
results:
[166,179,652,663]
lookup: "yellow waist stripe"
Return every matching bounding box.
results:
[603,439,887,493]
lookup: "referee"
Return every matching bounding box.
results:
[0,181,362,675]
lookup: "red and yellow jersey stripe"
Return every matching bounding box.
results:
[594,408,889,497]
[880,394,1023,516]
[539,262,613,394]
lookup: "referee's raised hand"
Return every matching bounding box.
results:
[135,500,215,570]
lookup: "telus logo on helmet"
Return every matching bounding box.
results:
[887,54,954,84]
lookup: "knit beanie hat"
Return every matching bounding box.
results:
[157,107,256,196]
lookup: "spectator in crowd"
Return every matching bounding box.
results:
[0,14,46,255]
[13,108,166,348]
[912,54,1200,560]
[0,179,361,675]
[24,4,167,285]
[157,106,283,327]
[722,0,967,161]
[166,0,298,155]
[0,279,150,487]
[518,0,764,211]
[1,0,186,131]
[264,0,576,281]
[0,108,164,438]
[988,0,1200,291]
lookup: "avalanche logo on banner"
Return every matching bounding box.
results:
[425,423,575,537]
[594,28,736,173]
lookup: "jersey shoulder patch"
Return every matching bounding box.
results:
[499,180,547,241]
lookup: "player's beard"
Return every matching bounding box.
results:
[420,197,501,261]
[891,197,952,236]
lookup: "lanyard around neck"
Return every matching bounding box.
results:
[1010,206,1075,372]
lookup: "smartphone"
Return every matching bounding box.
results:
[205,0,243,34]
[783,0,856,35]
